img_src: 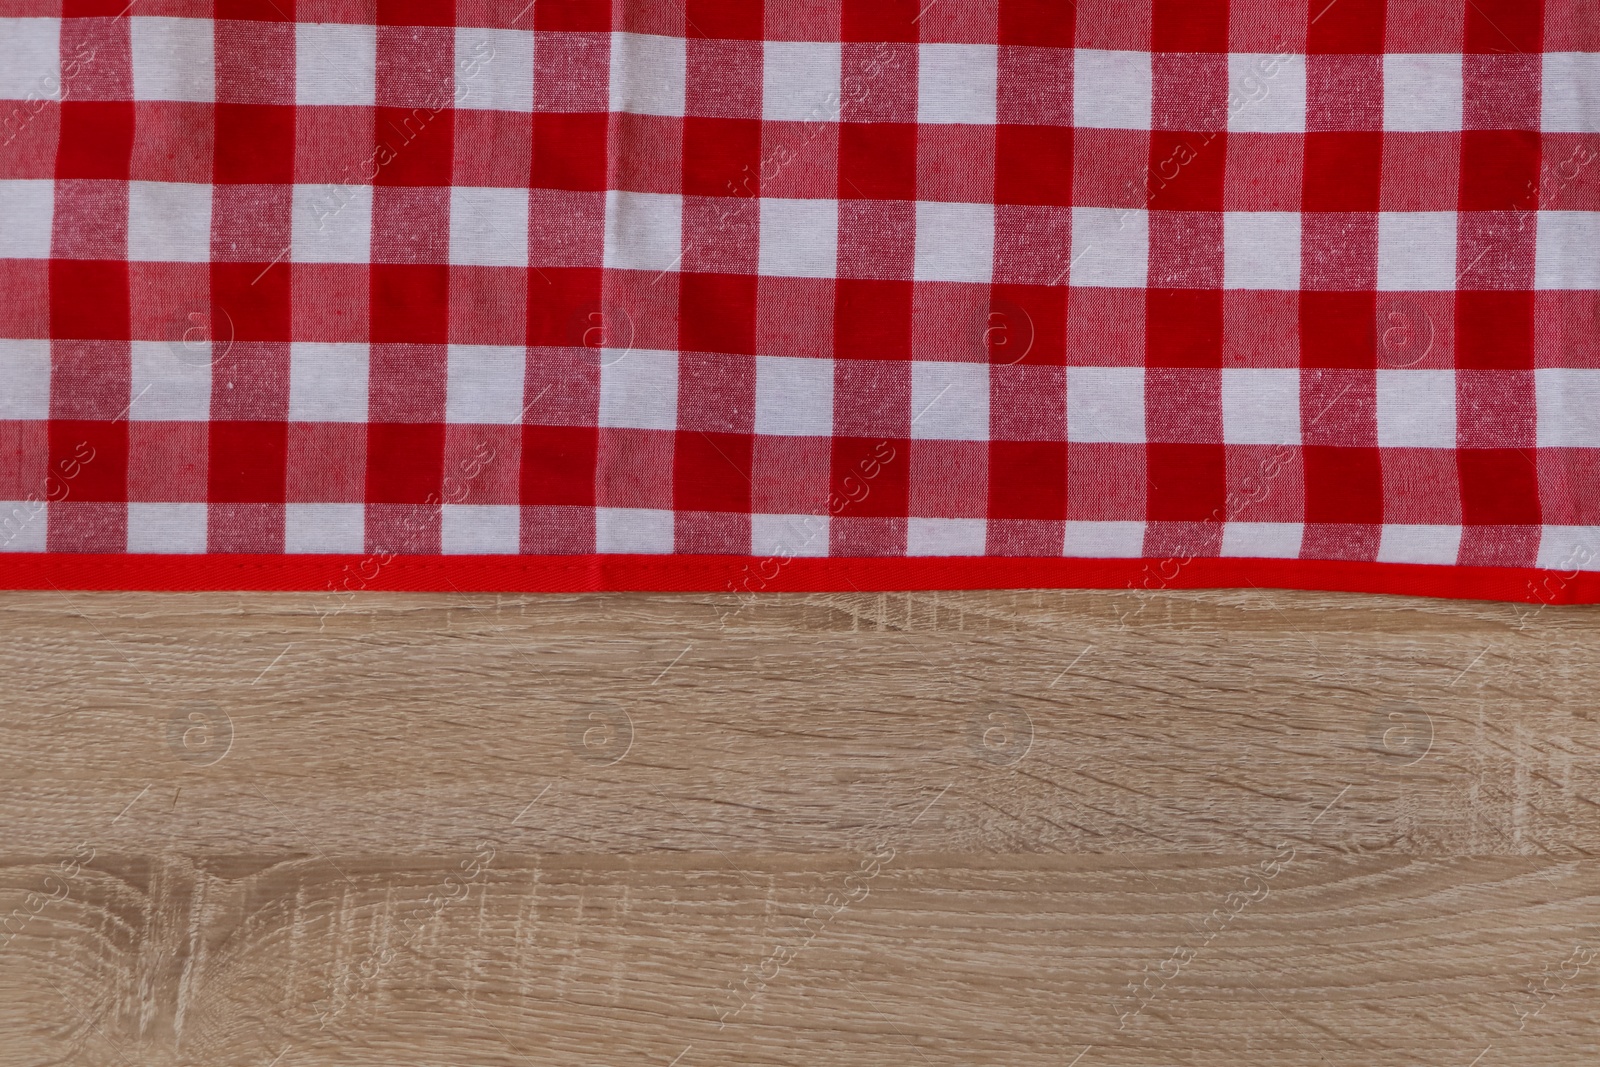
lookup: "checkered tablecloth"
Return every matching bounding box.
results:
[2,1,1597,598]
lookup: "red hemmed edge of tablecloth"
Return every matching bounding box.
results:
[0,554,1596,603]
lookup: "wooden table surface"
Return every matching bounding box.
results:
[1,587,1596,1066]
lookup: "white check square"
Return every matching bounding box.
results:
[131,341,211,421]
[1383,54,1463,132]
[454,28,533,111]
[447,345,526,424]
[911,362,989,440]
[289,343,369,422]
[1376,370,1456,448]
[1378,524,1462,565]
[131,17,214,102]
[1224,212,1301,290]
[0,180,54,259]
[451,186,529,267]
[1536,527,1600,572]
[0,339,51,420]
[1068,367,1145,443]
[914,201,994,284]
[609,32,685,117]
[1535,211,1600,291]
[1378,213,1457,291]
[128,181,212,263]
[128,503,207,554]
[292,183,373,264]
[1221,522,1303,559]
[442,505,521,553]
[763,41,842,123]
[603,191,682,273]
[597,507,674,553]
[0,500,48,552]
[599,348,678,431]
[0,18,59,99]
[753,513,830,558]
[1221,369,1300,445]
[1074,49,1151,130]
[1535,369,1600,447]
[755,355,833,437]
[1064,521,1145,558]
[918,44,997,125]
[759,198,838,278]
[1228,52,1305,133]
[286,504,366,553]
[295,22,377,106]
[1542,53,1600,133]
[1070,208,1148,288]
[908,517,987,556]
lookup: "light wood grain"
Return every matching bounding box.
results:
[1,588,1597,1066]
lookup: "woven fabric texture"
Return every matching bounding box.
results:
[1,0,1597,582]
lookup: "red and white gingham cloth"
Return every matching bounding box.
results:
[2,0,1598,596]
